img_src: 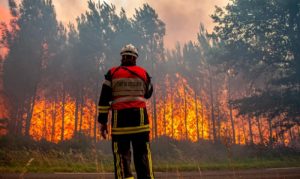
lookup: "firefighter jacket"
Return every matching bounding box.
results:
[98,65,153,135]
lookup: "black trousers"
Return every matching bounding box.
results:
[112,132,154,179]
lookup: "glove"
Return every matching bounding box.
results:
[100,124,108,139]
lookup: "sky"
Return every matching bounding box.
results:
[0,0,228,52]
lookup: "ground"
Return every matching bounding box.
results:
[1,167,300,179]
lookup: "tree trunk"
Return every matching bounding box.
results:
[15,102,22,135]
[150,40,157,139]
[79,92,84,133]
[183,86,188,140]
[208,65,216,142]
[216,101,221,141]
[200,96,204,139]
[94,99,98,142]
[215,90,221,141]
[289,127,294,143]
[43,99,47,139]
[247,116,254,145]
[24,91,37,137]
[242,117,247,144]
[163,94,167,135]
[256,116,263,144]
[228,76,236,144]
[268,119,273,145]
[171,89,174,138]
[237,130,241,145]
[94,78,101,142]
[51,98,57,142]
[74,96,79,137]
[60,87,65,141]
[152,87,157,139]
[194,90,199,141]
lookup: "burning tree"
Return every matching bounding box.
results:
[0,0,298,146]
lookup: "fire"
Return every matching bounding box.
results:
[29,92,99,142]
[26,73,210,143]
[148,73,209,142]
[1,72,298,145]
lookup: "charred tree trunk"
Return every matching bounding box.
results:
[256,116,263,144]
[183,86,188,140]
[228,76,236,144]
[200,96,204,139]
[149,40,157,139]
[216,101,221,141]
[74,96,79,137]
[79,91,84,133]
[208,66,216,142]
[194,90,199,141]
[171,89,174,138]
[242,117,247,144]
[163,94,167,135]
[289,127,294,142]
[51,98,57,142]
[153,87,157,139]
[268,119,273,145]
[247,116,254,145]
[61,87,65,141]
[24,89,37,137]
[43,99,47,139]
[94,77,102,142]
[94,99,98,142]
[15,102,23,135]
[89,116,92,137]
[215,90,221,141]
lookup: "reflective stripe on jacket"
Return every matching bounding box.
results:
[110,66,148,110]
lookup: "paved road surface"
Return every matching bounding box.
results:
[1,167,300,179]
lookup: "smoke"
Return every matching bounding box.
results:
[52,0,87,25]
[0,0,228,50]
[145,0,228,48]
[52,0,229,48]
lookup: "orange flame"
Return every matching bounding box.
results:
[0,72,298,144]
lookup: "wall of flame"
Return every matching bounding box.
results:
[0,72,297,144]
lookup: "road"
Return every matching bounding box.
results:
[1,167,300,179]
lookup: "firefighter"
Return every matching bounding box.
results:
[97,44,154,179]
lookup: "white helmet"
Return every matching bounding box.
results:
[120,44,138,58]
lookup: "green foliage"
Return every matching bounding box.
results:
[0,135,299,172]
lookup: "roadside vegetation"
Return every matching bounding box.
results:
[1,134,299,173]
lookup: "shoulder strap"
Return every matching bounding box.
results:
[110,66,122,79]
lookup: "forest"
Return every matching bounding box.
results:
[0,0,299,161]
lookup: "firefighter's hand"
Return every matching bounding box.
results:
[100,124,108,139]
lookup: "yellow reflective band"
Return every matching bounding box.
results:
[113,110,117,128]
[114,142,122,179]
[147,142,154,179]
[112,124,150,131]
[98,106,110,109]
[98,106,110,114]
[124,177,134,179]
[112,128,150,135]
[140,108,144,126]
[111,125,150,135]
